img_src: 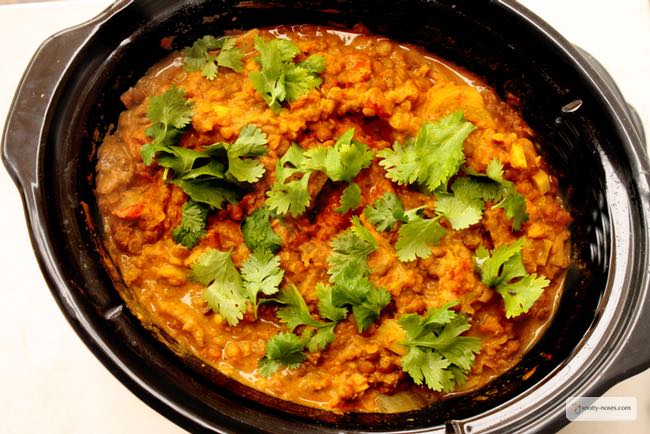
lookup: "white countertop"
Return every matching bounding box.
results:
[0,1,648,433]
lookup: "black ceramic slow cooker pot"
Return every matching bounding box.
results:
[3,1,650,433]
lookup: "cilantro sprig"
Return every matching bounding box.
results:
[141,90,270,246]
[363,192,408,231]
[483,159,529,230]
[303,128,372,214]
[436,159,528,231]
[327,216,377,282]
[266,129,372,217]
[258,284,340,376]
[266,144,312,216]
[258,332,307,377]
[189,247,284,325]
[378,111,475,192]
[241,250,285,318]
[171,201,209,249]
[303,128,373,183]
[207,124,269,184]
[336,182,362,213]
[398,303,481,392]
[190,249,247,326]
[325,217,390,331]
[277,284,338,352]
[249,36,325,113]
[241,206,282,253]
[363,193,446,262]
[183,35,244,80]
[395,214,447,262]
[325,272,391,332]
[141,87,194,165]
[260,216,391,376]
[474,239,550,318]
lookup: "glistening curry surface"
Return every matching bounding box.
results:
[95,25,571,413]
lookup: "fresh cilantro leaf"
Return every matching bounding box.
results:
[474,239,550,317]
[327,221,377,283]
[395,215,447,262]
[474,239,525,287]
[398,303,481,392]
[172,178,240,209]
[378,111,475,192]
[303,128,374,182]
[275,284,338,354]
[241,250,284,318]
[484,159,529,230]
[298,54,326,74]
[146,123,267,211]
[305,323,337,353]
[209,124,269,183]
[353,284,392,331]
[330,272,391,332]
[349,216,377,249]
[315,283,348,322]
[496,188,528,231]
[146,87,194,131]
[258,332,307,376]
[363,192,407,231]
[141,87,194,165]
[241,206,282,253]
[171,201,208,248]
[268,129,372,216]
[284,63,324,101]
[485,158,505,180]
[183,35,244,80]
[215,37,245,73]
[155,146,217,180]
[323,217,389,331]
[330,273,373,306]
[266,144,312,216]
[335,182,362,213]
[189,248,247,326]
[497,274,549,318]
[266,175,311,216]
[401,346,453,391]
[435,177,498,230]
[172,159,226,181]
[249,36,324,113]
[277,284,326,331]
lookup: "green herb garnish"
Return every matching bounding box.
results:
[378,110,475,192]
[258,332,308,377]
[190,249,247,326]
[241,249,284,318]
[189,247,284,325]
[241,207,282,253]
[265,144,312,216]
[141,87,194,165]
[474,239,549,317]
[399,302,481,391]
[395,214,447,262]
[183,35,244,80]
[249,36,325,113]
[171,201,209,249]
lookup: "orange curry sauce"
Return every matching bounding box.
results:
[95,25,571,413]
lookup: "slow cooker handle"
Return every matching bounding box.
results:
[1,0,132,191]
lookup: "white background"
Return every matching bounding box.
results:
[0,1,648,433]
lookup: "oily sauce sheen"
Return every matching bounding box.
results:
[95,25,571,413]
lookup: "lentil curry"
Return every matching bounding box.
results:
[95,25,571,413]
